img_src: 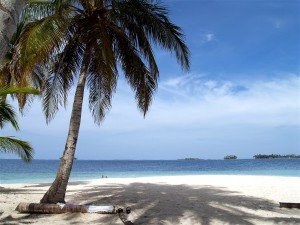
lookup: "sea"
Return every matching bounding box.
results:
[0,159,299,184]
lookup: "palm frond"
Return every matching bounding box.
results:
[112,0,190,71]
[23,0,78,21]
[26,66,45,89]
[111,14,159,79]
[0,65,11,87]
[110,25,156,115]
[11,12,71,80]
[23,1,56,22]
[0,86,40,96]
[0,21,25,87]
[0,86,39,128]
[42,66,66,123]
[0,136,33,162]
[42,34,83,122]
[87,37,117,124]
[0,100,19,130]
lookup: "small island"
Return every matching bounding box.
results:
[224,155,237,160]
[179,158,202,161]
[253,154,300,159]
[60,157,77,160]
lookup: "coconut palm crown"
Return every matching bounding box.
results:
[10,0,190,203]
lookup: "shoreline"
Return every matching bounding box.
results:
[0,174,300,186]
[1,175,300,224]
[2,173,300,185]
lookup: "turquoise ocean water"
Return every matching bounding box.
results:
[0,159,299,184]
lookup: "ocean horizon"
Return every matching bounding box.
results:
[1,159,299,184]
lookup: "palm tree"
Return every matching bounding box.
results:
[0,86,39,162]
[0,0,26,63]
[11,0,190,203]
[0,19,43,108]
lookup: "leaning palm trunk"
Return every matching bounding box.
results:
[0,0,25,63]
[40,67,87,204]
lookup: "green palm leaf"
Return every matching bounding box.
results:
[0,86,40,96]
[42,34,84,122]
[11,12,71,80]
[110,24,156,115]
[0,136,33,162]
[112,0,190,70]
[0,86,38,162]
[0,100,19,130]
[87,40,117,124]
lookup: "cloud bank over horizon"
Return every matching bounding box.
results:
[2,73,299,160]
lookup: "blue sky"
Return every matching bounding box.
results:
[2,0,300,160]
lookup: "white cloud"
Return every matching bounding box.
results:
[78,74,299,133]
[200,33,215,43]
[205,33,215,42]
[3,73,299,159]
[195,32,216,45]
[13,74,299,135]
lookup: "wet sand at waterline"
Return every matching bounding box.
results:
[1,175,300,224]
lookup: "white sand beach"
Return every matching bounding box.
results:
[1,175,300,225]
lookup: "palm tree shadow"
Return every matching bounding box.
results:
[73,183,300,225]
[1,183,299,225]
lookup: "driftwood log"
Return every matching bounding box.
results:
[16,203,116,214]
[279,202,300,209]
[16,203,134,224]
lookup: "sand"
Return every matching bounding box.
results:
[1,175,300,224]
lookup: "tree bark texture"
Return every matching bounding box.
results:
[16,202,89,214]
[279,202,300,209]
[0,0,24,63]
[40,65,88,203]
[16,203,116,214]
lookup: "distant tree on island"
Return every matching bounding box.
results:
[185,158,201,160]
[224,155,237,160]
[253,154,300,159]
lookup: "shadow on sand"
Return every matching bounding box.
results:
[0,182,299,224]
